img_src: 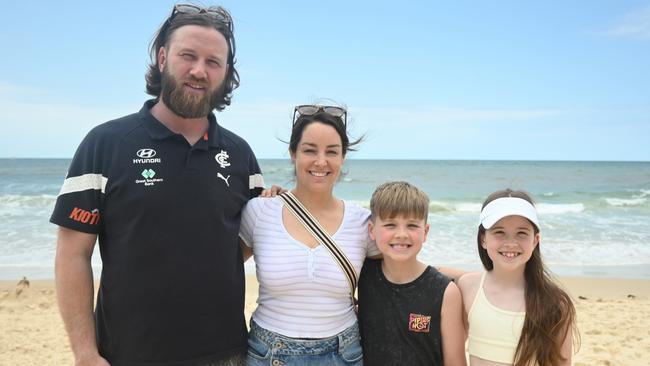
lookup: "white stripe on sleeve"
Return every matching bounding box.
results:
[59,174,108,196]
[249,173,265,190]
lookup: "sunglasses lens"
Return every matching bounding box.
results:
[297,106,320,116]
[174,4,230,24]
[175,4,201,14]
[322,107,345,117]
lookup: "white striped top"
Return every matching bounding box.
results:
[240,196,379,338]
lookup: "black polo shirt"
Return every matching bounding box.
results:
[51,100,264,366]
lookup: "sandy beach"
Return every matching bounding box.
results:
[1,275,649,366]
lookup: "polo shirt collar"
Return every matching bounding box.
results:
[139,99,223,148]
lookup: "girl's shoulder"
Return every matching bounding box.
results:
[456,271,484,312]
[456,271,483,295]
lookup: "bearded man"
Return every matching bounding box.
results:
[51,5,264,366]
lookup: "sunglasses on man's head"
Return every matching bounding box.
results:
[292,105,347,127]
[170,4,232,27]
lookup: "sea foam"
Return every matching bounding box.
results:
[536,203,585,214]
[605,197,647,207]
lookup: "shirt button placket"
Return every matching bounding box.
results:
[308,249,315,280]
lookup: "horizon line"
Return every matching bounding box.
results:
[1,157,649,163]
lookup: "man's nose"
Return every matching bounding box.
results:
[189,62,207,79]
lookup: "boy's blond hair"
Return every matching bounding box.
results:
[370,181,429,222]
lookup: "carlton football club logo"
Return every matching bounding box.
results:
[215,150,231,168]
[408,313,432,333]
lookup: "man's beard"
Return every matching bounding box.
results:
[160,67,225,119]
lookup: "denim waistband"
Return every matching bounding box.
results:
[249,321,360,355]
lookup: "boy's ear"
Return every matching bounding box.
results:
[368,220,376,241]
[424,223,430,239]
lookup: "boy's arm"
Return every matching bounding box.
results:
[437,266,468,282]
[440,282,468,366]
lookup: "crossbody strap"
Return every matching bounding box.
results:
[278,192,358,303]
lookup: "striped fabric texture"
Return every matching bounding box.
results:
[240,196,379,338]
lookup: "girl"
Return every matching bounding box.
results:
[457,189,578,366]
[239,104,380,365]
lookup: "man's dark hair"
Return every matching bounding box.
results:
[145,6,239,111]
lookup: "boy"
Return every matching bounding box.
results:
[358,181,467,366]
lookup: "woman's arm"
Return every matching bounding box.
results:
[240,239,253,262]
[437,266,468,282]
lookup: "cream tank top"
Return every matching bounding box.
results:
[467,272,526,364]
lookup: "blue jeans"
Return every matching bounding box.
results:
[246,321,363,366]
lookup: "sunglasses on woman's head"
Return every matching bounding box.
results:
[292,105,347,127]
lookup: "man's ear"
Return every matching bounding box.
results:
[158,47,167,72]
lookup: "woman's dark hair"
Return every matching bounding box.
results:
[289,111,362,156]
[477,188,579,366]
[145,7,239,111]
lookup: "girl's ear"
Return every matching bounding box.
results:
[534,232,541,248]
[480,233,487,249]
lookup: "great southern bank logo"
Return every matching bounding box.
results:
[133,148,161,164]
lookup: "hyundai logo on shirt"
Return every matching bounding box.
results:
[137,149,157,158]
[134,148,161,164]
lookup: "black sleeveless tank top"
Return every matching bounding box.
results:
[358,258,451,366]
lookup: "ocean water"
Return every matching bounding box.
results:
[1,158,649,279]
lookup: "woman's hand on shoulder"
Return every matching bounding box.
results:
[259,185,287,197]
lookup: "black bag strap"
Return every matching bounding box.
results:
[278,192,358,304]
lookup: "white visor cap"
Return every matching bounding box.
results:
[479,197,539,230]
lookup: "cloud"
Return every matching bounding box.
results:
[0,81,46,96]
[0,80,136,158]
[0,80,133,125]
[352,106,565,126]
[605,4,650,39]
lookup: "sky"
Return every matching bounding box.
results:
[1,1,649,161]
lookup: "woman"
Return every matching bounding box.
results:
[239,104,379,365]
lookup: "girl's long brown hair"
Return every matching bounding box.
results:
[477,189,580,366]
